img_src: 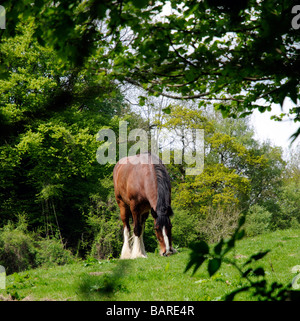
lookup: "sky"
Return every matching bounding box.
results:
[250,100,300,158]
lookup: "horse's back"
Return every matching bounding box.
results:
[113,153,158,210]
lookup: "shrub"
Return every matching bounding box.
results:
[274,182,300,230]
[0,219,37,274]
[171,208,199,247]
[171,205,241,246]
[90,221,122,260]
[87,198,123,259]
[35,238,74,267]
[0,217,75,273]
[198,206,241,243]
[244,205,272,236]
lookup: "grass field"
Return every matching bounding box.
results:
[1,228,300,301]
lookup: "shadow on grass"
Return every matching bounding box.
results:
[77,260,131,301]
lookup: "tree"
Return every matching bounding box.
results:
[275,143,300,229]
[2,0,299,139]
[160,105,284,211]
[153,104,286,243]
[0,19,133,252]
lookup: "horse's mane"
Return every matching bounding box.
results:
[148,153,173,229]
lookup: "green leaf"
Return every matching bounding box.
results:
[185,69,196,82]
[131,0,149,9]
[289,85,298,105]
[258,106,267,113]
[162,107,171,114]
[208,258,221,277]
[139,96,146,106]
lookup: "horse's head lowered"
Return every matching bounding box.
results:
[153,206,175,256]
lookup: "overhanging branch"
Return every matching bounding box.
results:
[124,76,243,102]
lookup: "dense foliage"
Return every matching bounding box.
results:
[0,2,300,284]
[2,0,299,138]
[0,21,135,260]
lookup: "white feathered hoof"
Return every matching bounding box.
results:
[131,235,147,259]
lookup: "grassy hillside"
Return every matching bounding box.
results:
[1,228,300,301]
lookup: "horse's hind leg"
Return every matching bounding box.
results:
[131,208,147,259]
[119,202,132,259]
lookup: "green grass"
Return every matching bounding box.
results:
[1,228,300,301]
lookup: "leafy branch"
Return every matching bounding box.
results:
[185,215,291,301]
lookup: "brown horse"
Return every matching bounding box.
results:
[113,152,175,259]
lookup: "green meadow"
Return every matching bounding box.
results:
[1,228,300,301]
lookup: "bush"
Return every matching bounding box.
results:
[172,208,199,247]
[245,205,272,236]
[35,238,74,267]
[171,206,241,246]
[274,182,300,230]
[0,219,37,274]
[87,198,123,259]
[198,206,241,243]
[0,217,75,273]
[90,221,122,260]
